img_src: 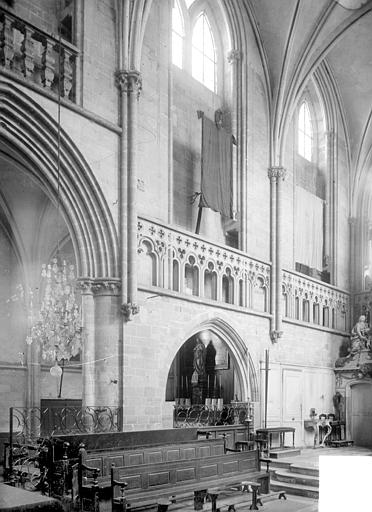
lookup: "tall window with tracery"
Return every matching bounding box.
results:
[171,1,217,92]
[294,88,328,283]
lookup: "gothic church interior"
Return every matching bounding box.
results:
[1,0,372,468]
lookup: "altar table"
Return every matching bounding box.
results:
[256,426,296,450]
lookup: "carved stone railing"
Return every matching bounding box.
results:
[0,8,77,100]
[137,218,351,331]
[138,217,271,313]
[282,270,350,332]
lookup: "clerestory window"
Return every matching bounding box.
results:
[172,1,218,93]
[298,101,313,161]
[191,13,216,92]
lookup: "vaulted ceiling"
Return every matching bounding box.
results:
[247,0,372,213]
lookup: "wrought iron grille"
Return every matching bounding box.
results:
[173,402,250,428]
[10,405,121,445]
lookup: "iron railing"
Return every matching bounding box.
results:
[173,402,251,428]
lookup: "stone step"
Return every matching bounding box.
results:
[269,448,301,459]
[270,478,319,499]
[272,469,319,488]
[267,459,293,471]
[289,463,319,477]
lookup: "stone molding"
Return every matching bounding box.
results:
[267,166,287,182]
[270,330,283,343]
[227,49,241,63]
[78,278,121,296]
[115,69,142,98]
[122,302,140,321]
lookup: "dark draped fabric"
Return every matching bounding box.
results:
[200,116,233,218]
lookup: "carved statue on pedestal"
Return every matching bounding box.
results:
[336,315,372,368]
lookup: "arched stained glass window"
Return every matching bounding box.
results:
[172,0,184,68]
[298,101,313,161]
[192,12,216,92]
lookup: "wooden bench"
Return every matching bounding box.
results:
[108,449,270,512]
[81,437,226,479]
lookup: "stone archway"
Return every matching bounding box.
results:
[0,82,121,410]
[0,81,119,278]
[166,316,259,404]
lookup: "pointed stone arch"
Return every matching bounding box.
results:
[170,315,259,402]
[0,81,119,278]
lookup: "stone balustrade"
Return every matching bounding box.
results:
[138,217,351,332]
[282,270,350,332]
[138,217,271,313]
[0,8,77,100]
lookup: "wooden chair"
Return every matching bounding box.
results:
[111,464,128,511]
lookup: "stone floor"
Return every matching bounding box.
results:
[271,444,372,469]
[266,444,372,512]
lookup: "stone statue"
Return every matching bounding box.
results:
[349,315,370,353]
[192,337,206,384]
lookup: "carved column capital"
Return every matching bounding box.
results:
[270,330,283,343]
[268,166,287,182]
[77,278,95,295]
[115,69,142,99]
[227,49,241,63]
[78,278,121,296]
[122,302,140,321]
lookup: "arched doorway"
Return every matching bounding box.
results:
[165,319,258,431]
[166,329,242,406]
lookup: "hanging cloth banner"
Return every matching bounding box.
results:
[199,115,234,219]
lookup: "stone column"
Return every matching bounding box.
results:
[276,167,287,335]
[227,49,244,249]
[116,70,142,321]
[268,168,277,341]
[268,166,286,342]
[91,279,121,406]
[79,279,95,407]
[79,278,121,407]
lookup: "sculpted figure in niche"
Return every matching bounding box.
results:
[192,337,206,383]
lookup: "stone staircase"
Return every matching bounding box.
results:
[269,458,319,499]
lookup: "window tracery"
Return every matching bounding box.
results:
[172,0,218,92]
